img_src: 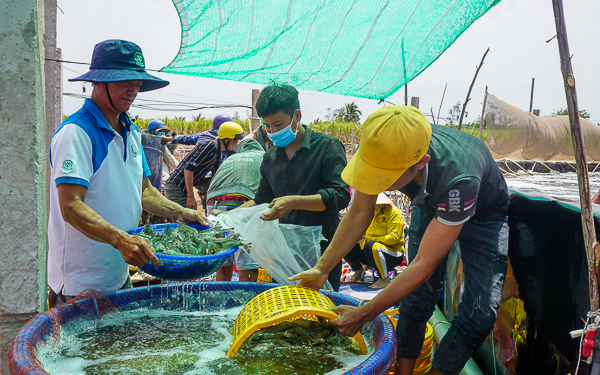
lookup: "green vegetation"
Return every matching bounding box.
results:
[552,107,591,119]
[135,117,250,134]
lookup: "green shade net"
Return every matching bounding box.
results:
[162,0,500,99]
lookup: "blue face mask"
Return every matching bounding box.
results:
[157,132,165,136]
[266,114,299,147]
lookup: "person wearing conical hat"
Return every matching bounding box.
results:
[291,105,509,375]
[344,192,405,289]
[48,40,210,308]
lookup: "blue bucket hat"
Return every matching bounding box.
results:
[68,40,169,92]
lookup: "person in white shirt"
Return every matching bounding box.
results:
[47,40,209,308]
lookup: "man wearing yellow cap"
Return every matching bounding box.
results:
[292,105,509,375]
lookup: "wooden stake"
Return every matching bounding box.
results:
[437,83,447,125]
[553,0,599,311]
[251,89,260,131]
[480,86,488,141]
[529,78,535,113]
[458,48,490,131]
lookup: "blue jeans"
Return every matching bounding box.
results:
[395,207,508,375]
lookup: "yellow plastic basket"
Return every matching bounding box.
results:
[256,268,273,283]
[227,285,368,358]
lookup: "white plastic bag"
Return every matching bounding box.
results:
[211,204,332,290]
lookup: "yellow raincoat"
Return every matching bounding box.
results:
[361,204,405,254]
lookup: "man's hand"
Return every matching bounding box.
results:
[115,233,161,267]
[210,209,224,216]
[329,305,369,337]
[261,196,297,221]
[161,135,174,143]
[187,196,197,210]
[289,267,329,290]
[177,208,211,227]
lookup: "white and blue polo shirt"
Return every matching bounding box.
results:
[48,99,151,296]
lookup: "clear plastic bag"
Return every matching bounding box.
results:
[210,204,332,290]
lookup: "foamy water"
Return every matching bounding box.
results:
[504,172,600,204]
[36,306,370,375]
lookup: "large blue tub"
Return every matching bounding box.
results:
[9,282,396,374]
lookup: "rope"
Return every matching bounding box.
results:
[498,166,517,177]
[430,321,451,329]
[143,146,164,154]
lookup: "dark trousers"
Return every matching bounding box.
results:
[344,241,405,277]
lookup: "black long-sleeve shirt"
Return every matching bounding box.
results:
[254,126,351,242]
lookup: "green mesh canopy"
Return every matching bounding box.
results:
[162,0,500,99]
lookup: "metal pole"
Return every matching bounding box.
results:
[552,0,599,311]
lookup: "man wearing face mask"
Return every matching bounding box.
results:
[146,120,179,190]
[233,84,351,291]
[164,121,245,212]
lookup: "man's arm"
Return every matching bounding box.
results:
[329,218,463,336]
[181,141,218,211]
[58,183,160,267]
[260,194,325,221]
[184,170,198,210]
[317,138,351,211]
[141,177,210,225]
[289,191,377,288]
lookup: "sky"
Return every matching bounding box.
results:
[56,0,600,125]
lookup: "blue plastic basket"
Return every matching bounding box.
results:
[127,223,239,280]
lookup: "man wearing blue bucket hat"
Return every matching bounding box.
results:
[47,40,210,308]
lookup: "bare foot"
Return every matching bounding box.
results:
[369,277,390,289]
[349,268,364,282]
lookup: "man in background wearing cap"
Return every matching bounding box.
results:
[164,122,245,213]
[232,84,351,291]
[146,120,179,189]
[161,114,232,145]
[48,40,210,308]
[344,192,405,289]
[292,105,509,375]
[207,138,265,282]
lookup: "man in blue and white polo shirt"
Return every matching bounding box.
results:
[47,40,210,308]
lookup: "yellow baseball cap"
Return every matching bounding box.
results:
[342,105,432,195]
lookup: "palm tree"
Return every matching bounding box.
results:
[192,113,205,122]
[342,102,362,123]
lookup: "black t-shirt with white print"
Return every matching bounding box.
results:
[400,125,508,225]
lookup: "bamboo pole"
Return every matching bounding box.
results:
[480,86,488,141]
[458,47,490,131]
[552,0,600,311]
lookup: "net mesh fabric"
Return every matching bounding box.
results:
[162,0,500,99]
[484,94,600,161]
